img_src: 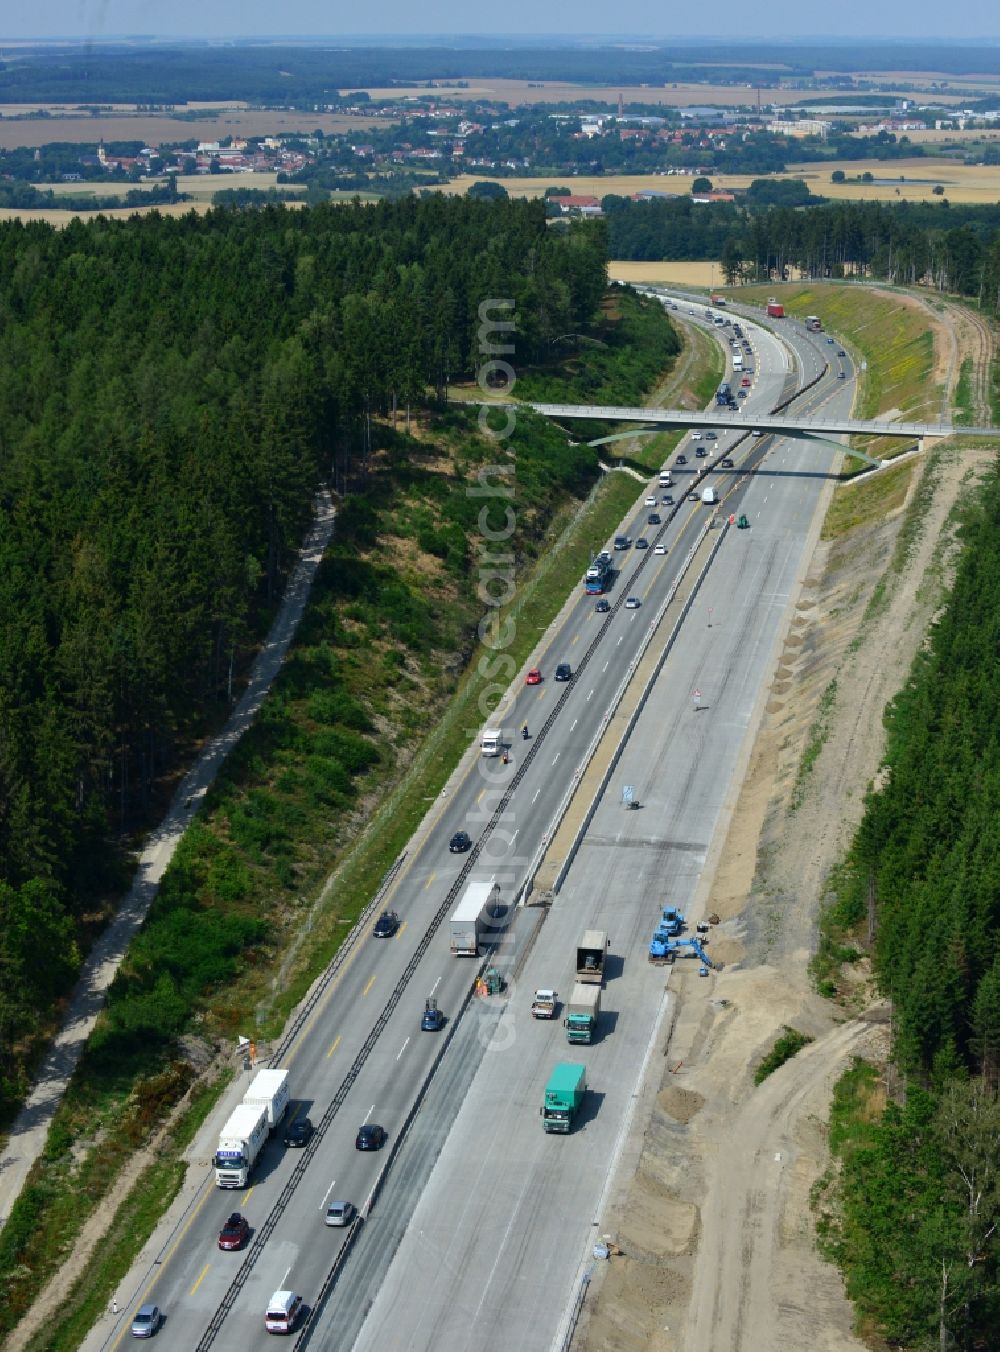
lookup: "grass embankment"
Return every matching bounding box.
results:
[754,1027,814,1085]
[0,288,693,1343]
[739,281,939,464]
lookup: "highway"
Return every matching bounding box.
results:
[90,299,849,1352]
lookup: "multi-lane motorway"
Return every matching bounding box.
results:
[92,298,853,1352]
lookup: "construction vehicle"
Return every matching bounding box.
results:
[450,880,501,955]
[541,1062,587,1133]
[576,930,608,984]
[242,1068,290,1134]
[531,989,558,1019]
[564,983,601,1044]
[214,1103,269,1188]
[658,907,685,937]
[737,514,750,529]
[648,933,721,971]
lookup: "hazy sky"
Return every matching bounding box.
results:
[2,1,997,41]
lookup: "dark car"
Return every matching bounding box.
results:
[130,1305,162,1340]
[373,911,400,938]
[356,1123,387,1151]
[737,390,748,399]
[662,494,674,505]
[647,512,660,525]
[695,446,707,457]
[594,598,611,613]
[218,1213,250,1251]
[284,1116,313,1148]
[421,998,445,1031]
[634,537,649,550]
[837,349,846,357]
[555,663,572,681]
[721,457,735,468]
[449,831,472,854]
[613,535,631,550]
[838,371,846,379]
[827,336,835,344]
[706,431,718,440]
[676,454,687,465]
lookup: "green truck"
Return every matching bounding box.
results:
[564,982,601,1044]
[541,1062,587,1134]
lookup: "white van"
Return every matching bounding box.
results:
[265,1290,303,1334]
[480,729,502,758]
[658,470,672,486]
[701,487,719,505]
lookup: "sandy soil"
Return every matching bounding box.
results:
[610,261,718,288]
[575,303,996,1352]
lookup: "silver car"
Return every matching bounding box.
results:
[325,1200,357,1228]
[131,1304,162,1339]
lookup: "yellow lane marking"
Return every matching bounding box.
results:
[363,974,376,997]
[327,1033,342,1059]
[190,1263,211,1297]
[424,872,436,890]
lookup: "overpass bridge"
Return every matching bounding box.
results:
[516,403,995,442]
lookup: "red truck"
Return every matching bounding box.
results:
[766,298,785,318]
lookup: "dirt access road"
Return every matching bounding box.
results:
[576,296,995,1352]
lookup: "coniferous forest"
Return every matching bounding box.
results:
[0,195,607,1109]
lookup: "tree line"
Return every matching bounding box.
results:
[0,194,607,1114]
[824,469,1000,1347]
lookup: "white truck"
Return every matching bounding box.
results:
[701,486,719,505]
[243,1068,290,1133]
[480,729,502,758]
[214,1103,269,1188]
[449,880,501,956]
[531,989,558,1019]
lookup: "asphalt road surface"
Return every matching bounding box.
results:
[89,303,849,1352]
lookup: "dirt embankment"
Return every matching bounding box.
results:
[576,314,995,1352]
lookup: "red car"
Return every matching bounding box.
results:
[218,1212,250,1251]
[525,668,542,685]
[741,375,751,387]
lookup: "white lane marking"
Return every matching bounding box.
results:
[571,719,578,731]
[320,1176,338,1209]
[552,752,560,765]
[587,689,594,702]
[281,1262,293,1287]
[532,787,541,805]
[602,662,609,672]
[511,829,519,845]
[363,1104,374,1124]
[396,1037,410,1062]
[617,635,624,645]
[430,975,442,995]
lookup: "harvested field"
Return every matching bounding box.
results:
[0,109,387,151]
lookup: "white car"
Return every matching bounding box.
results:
[624,596,641,609]
[654,544,666,555]
[645,495,657,507]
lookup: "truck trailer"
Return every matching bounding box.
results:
[531,989,558,1019]
[214,1103,269,1188]
[766,298,785,319]
[243,1068,290,1133]
[541,1062,587,1134]
[449,880,501,956]
[564,983,601,1044]
[576,930,608,984]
